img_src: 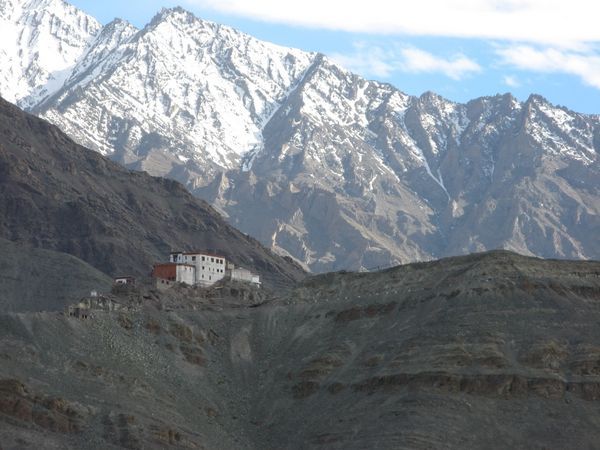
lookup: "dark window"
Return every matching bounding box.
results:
[211,257,214,262]
[202,256,205,261]
[192,256,196,261]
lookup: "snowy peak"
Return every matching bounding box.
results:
[58,17,138,92]
[36,4,316,167]
[0,0,101,107]
[523,94,597,163]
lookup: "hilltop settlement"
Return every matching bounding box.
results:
[64,250,261,319]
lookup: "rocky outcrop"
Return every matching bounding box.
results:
[0,379,89,433]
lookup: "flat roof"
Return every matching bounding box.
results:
[171,251,226,259]
[153,263,195,268]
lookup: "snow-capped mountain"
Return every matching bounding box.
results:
[2,1,599,271]
[0,0,100,108]
[36,7,315,175]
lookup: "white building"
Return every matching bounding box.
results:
[151,250,261,289]
[169,251,227,287]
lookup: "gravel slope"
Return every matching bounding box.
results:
[1,251,599,449]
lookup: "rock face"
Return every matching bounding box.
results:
[1,251,600,449]
[0,96,305,289]
[2,1,599,272]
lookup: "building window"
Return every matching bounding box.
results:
[202,256,205,261]
[211,257,214,262]
[192,256,196,261]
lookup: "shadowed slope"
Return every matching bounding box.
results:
[0,238,112,312]
[0,96,305,289]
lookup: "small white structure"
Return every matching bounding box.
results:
[229,267,261,285]
[114,276,136,285]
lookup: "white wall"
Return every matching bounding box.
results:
[231,268,260,285]
[172,253,227,286]
[176,265,196,285]
[194,254,227,286]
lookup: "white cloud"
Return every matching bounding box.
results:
[502,75,521,88]
[330,43,395,78]
[399,48,481,80]
[498,46,600,89]
[330,44,481,80]
[184,0,600,45]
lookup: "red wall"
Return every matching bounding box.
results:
[152,264,177,280]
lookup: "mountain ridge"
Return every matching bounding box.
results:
[1,0,598,272]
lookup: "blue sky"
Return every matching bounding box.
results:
[69,0,600,114]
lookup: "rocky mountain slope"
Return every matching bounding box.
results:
[1,251,600,448]
[0,96,305,289]
[2,1,599,272]
[0,238,112,312]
